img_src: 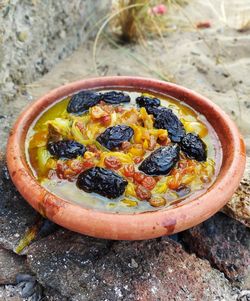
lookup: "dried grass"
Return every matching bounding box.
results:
[92,0,189,76]
[110,0,189,43]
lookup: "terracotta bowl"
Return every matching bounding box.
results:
[6,76,246,240]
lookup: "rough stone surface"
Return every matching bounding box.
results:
[0,285,23,301]
[0,248,30,285]
[222,158,250,228]
[26,229,235,301]
[0,0,110,101]
[181,213,250,288]
[0,155,38,252]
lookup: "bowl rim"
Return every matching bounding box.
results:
[6,76,246,240]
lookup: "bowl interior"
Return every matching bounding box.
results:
[21,80,230,198]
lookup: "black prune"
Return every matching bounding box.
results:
[101,91,130,104]
[67,90,101,114]
[139,145,180,176]
[47,140,86,159]
[96,125,134,150]
[180,133,207,161]
[153,107,186,143]
[136,95,161,109]
[76,167,128,199]
[145,105,161,116]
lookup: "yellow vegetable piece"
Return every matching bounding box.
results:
[128,146,145,157]
[15,223,39,254]
[110,112,117,126]
[99,151,133,167]
[152,179,168,194]
[71,120,86,144]
[149,197,166,207]
[142,140,149,150]
[131,125,143,143]
[45,158,57,170]
[46,118,71,137]
[181,174,196,185]
[125,182,137,198]
[120,108,139,126]
[86,123,105,140]
[84,151,96,160]
[140,107,154,129]
[131,125,150,145]
[149,129,168,140]
[37,147,52,175]
[122,199,138,207]
[182,121,208,138]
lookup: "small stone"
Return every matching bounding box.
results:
[20,280,36,298]
[129,258,138,268]
[16,31,28,42]
[16,274,35,284]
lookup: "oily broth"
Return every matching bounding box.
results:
[26,90,222,214]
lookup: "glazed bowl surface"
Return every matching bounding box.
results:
[6,76,246,240]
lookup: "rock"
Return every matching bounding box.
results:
[181,212,250,287]
[16,273,43,300]
[0,155,38,252]
[223,158,250,228]
[27,229,234,301]
[43,288,69,301]
[0,248,30,285]
[0,282,67,301]
[0,0,111,103]
[237,290,250,301]
[0,285,23,301]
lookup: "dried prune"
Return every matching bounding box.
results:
[153,107,186,143]
[47,140,86,159]
[139,145,180,176]
[180,133,207,161]
[76,167,128,199]
[67,90,101,114]
[136,95,161,109]
[145,105,161,116]
[101,91,130,104]
[96,125,134,150]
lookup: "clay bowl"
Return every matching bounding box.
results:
[6,76,246,240]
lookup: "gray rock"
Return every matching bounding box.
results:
[181,212,250,288]
[27,229,235,301]
[0,0,110,102]
[0,248,31,285]
[0,284,23,301]
[0,155,38,252]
